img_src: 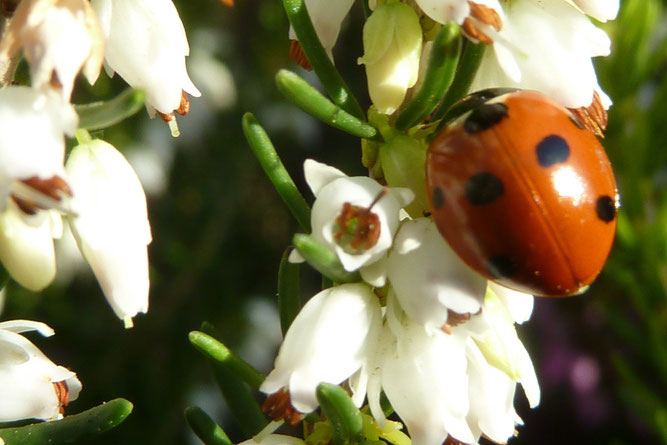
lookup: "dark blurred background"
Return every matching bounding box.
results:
[2,0,666,444]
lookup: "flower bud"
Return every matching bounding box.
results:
[358,2,422,115]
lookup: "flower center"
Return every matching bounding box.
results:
[333,189,387,255]
[52,380,70,414]
[462,1,503,45]
[261,388,304,425]
[10,175,73,215]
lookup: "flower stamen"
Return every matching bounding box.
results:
[568,91,608,138]
[10,175,74,215]
[176,90,190,116]
[289,40,312,71]
[219,0,234,7]
[334,188,388,254]
[262,388,304,425]
[442,310,473,334]
[462,1,502,45]
[52,380,70,414]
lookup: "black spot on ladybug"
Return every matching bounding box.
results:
[487,255,516,278]
[536,135,571,167]
[596,195,616,222]
[465,172,504,205]
[432,187,445,210]
[569,113,585,130]
[440,88,517,123]
[463,103,509,134]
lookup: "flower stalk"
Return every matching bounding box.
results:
[75,89,147,131]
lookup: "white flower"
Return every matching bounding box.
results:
[66,137,151,328]
[0,203,62,291]
[260,283,382,413]
[358,2,422,114]
[0,320,81,421]
[366,294,475,445]
[383,218,487,334]
[464,286,540,408]
[91,0,201,116]
[567,0,619,22]
[0,0,104,100]
[290,159,413,273]
[0,86,76,206]
[288,0,355,60]
[413,0,470,24]
[469,0,612,109]
[0,87,75,290]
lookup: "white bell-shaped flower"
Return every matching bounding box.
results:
[368,294,475,445]
[385,218,487,334]
[91,0,201,116]
[465,339,522,443]
[464,287,540,408]
[260,283,382,413]
[0,0,104,100]
[290,159,413,273]
[0,320,81,421]
[0,86,76,206]
[66,137,152,328]
[358,2,422,114]
[470,0,612,109]
[0,203,62,291]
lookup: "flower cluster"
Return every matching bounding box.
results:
[293,0,617,124]
[0,0,197,423]
[261,160,540,445]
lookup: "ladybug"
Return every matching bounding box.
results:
[426,89,619,297]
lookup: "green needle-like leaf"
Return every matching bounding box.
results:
[433,42,486,121]
[192,328,268,437]
[242,113,311,232]
[0,399,132,445]
[316,383,363,445]
[189,331,266,389]
[282,0,365,120]
[292,234,360,283]
[75,89,146,131]
[185,406,234,445]
[278,248,301,335]
[395,23,462,131]
[275,70,377,139]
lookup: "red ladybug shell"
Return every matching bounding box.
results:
[426,90,619,297]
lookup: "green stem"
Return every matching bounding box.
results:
[278,248,301,335]
[275,70,378,139]
[0,399,132,445]
[282,0,365,120]
[75,89,146,131]
[242,113,311,232]
[292,234,360,283]
[432,42,486,121]
[316,383,364,445]
[189,331,266,389]
[395,23,462,131]
[185,407,234,445]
